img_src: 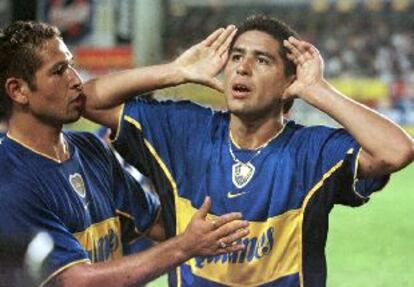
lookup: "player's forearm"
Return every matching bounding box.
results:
[56,234,193,287]
[301,80,414,172]
[83,62,186,110]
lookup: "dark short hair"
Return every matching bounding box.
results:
[232,15,299,113]
[0,21,60,119]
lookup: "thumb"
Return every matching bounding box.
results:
[282,87,292,100]
[195,196,211,219]
[282,82,298,100]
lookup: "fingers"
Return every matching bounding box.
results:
[187,210,249,256]
[218,239,227,249]
[209,213,248,246]
[211,211,243,230]
[201,25,236,47]
[214,25,237,56]
[195,196,211,220]
[214,218,249,240]
[222,243,245,253]
[219,242,245,254]
[210,25,236,51]
[219,227,249,246]
[286,37,313,56]
[284,37,315,65]
[202,28,226,47]
[215,228,249,254]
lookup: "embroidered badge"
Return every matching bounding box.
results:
[69,173,86,198]
[232,161,255,189]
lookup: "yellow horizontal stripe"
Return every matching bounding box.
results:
[176,197,300,286]
[73,217,122,261]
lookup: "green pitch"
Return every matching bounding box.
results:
[327,164,414,287]
[148,164,414,287]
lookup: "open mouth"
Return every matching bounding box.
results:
[232,83,252,98]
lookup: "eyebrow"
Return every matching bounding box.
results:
[230,47,245,54]
[230,47,276,62]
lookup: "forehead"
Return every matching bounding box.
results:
[232,30,282,56]
[36,37,72,68]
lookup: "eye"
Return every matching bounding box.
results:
[53,64,67,75]
[257,56,270,65]
[231,53,242,62]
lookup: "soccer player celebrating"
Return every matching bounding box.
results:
[85,15,413,287]
[0,21,249,287]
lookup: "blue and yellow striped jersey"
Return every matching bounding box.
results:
[114,99,389,287]
[0,131,160,286]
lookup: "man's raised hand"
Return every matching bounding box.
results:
[282,37,325,100]
[173,25,237,92]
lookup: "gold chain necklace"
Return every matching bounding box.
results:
[229,126,285,189]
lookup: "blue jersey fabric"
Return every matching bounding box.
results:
[113,99,389,287]
[0,131,160,286]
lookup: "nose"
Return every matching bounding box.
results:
[68,66,82,91]
[236,57,253,76]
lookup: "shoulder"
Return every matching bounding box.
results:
[281,121,357,159]
[287,121,335,135]
[64,131,116,167]
[124,97,215,116]
[287,121,349,142]
[65,131,110,154]
[0,169,39,213]
[0,140,43,199]
[0,140,33,183]
[65,130,103,144]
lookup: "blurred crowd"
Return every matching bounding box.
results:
[164,2,414,81]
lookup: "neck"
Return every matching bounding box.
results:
[229,114,284,150]
[0,122,7,133]
[7,113,68,162]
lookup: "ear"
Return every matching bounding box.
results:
[5,78,31,105]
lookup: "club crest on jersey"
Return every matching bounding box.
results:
[69,173,86,198]
[232,162,255,189]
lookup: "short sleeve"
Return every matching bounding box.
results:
[113,98,212,170]
[0,181,90,286]
[298,126,389,206]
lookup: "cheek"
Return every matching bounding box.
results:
[265,73,288,89]
[51,79,69,96]
[224,65,233,80]
[224,71,233,92]
[258,77,287,100]
[43,81,67,105]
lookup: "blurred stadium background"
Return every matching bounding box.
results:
[1,0,413,286]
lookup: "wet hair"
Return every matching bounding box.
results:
[232,15,299,113]
[0,21,60,119]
